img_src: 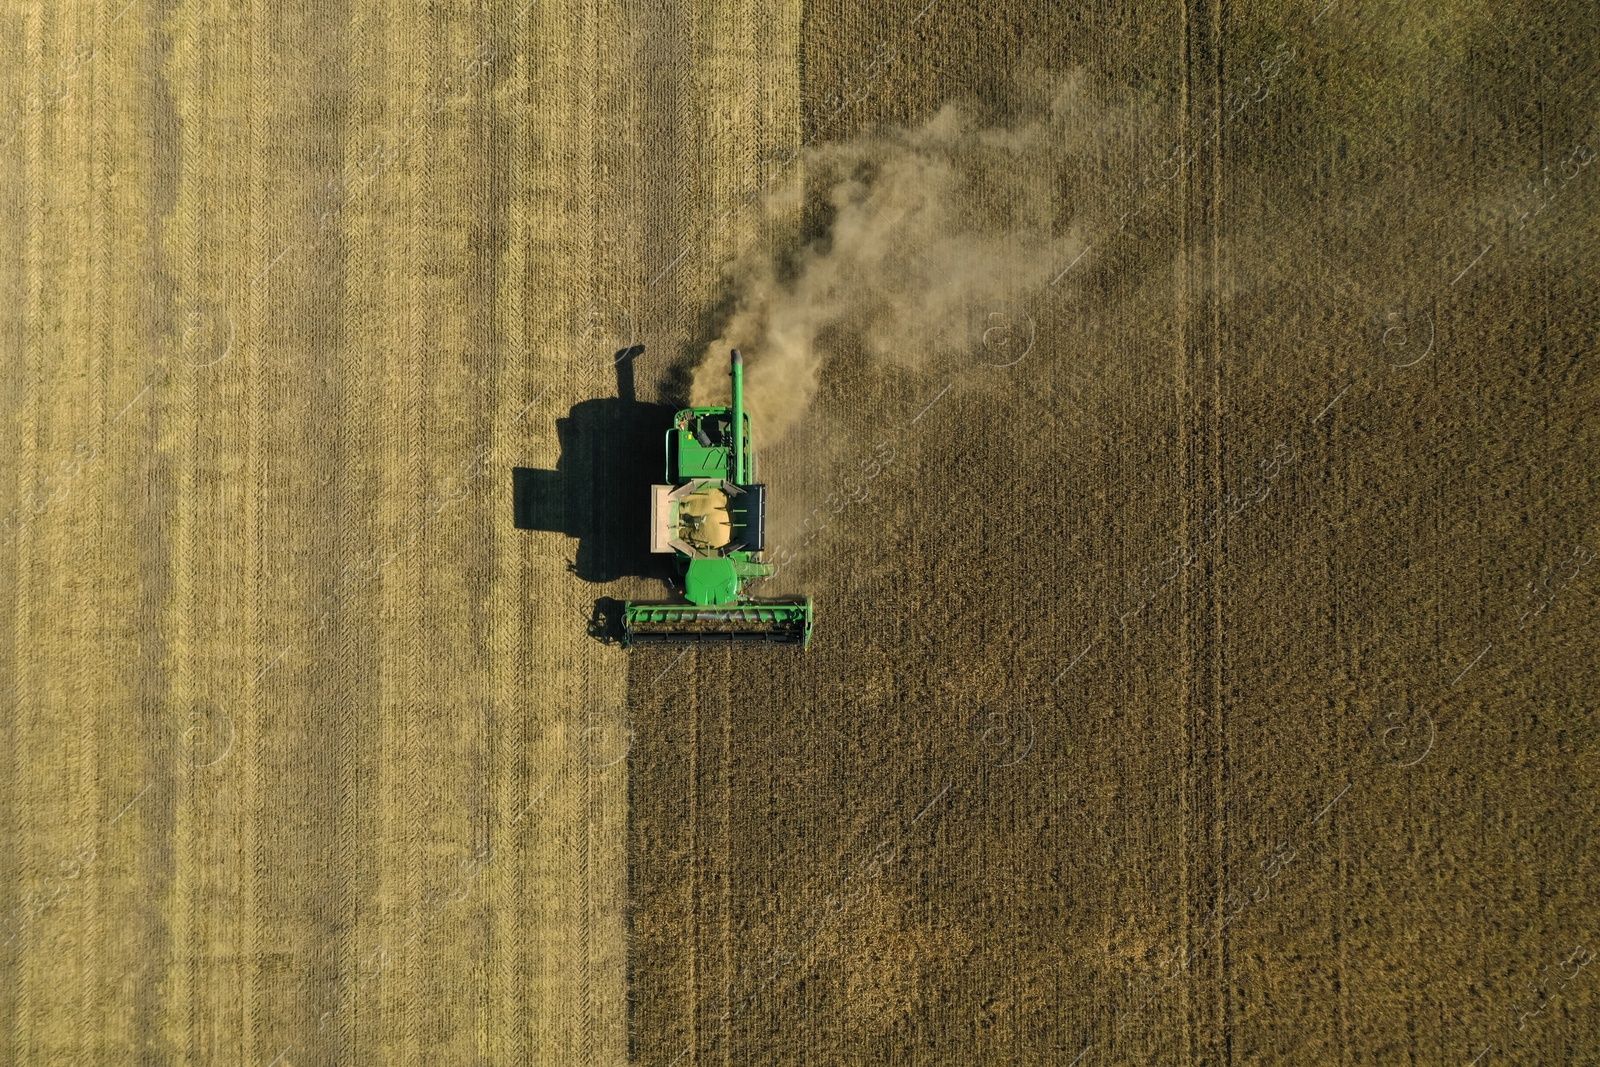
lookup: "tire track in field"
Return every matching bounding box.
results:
[247,0,359,1061]
[1191,0,1231,1060]
[461,8,511,1064]
[128,0,181,1058]
[0,5,32,1045]
[167,3,246,1058]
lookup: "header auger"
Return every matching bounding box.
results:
[622,350,814,648]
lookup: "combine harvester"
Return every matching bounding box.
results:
[622,350,813,647]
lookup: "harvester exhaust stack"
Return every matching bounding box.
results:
[622,349,813,647]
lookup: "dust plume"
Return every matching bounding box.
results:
[690,71,1134,440]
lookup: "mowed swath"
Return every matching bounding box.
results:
[0,0,727,1061]
[617,0,807,1057]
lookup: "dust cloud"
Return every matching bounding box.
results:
[690,71,1136,441]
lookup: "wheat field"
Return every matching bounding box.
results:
[5,0,1600,1065]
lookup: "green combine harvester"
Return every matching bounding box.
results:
[622,350,813,647]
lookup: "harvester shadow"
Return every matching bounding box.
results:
[513,346,676,642]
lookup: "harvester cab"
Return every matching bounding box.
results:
[622,350,814,647]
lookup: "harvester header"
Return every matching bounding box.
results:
[622,350,813,647]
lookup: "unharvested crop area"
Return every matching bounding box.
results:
[3,0,1598,1064]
